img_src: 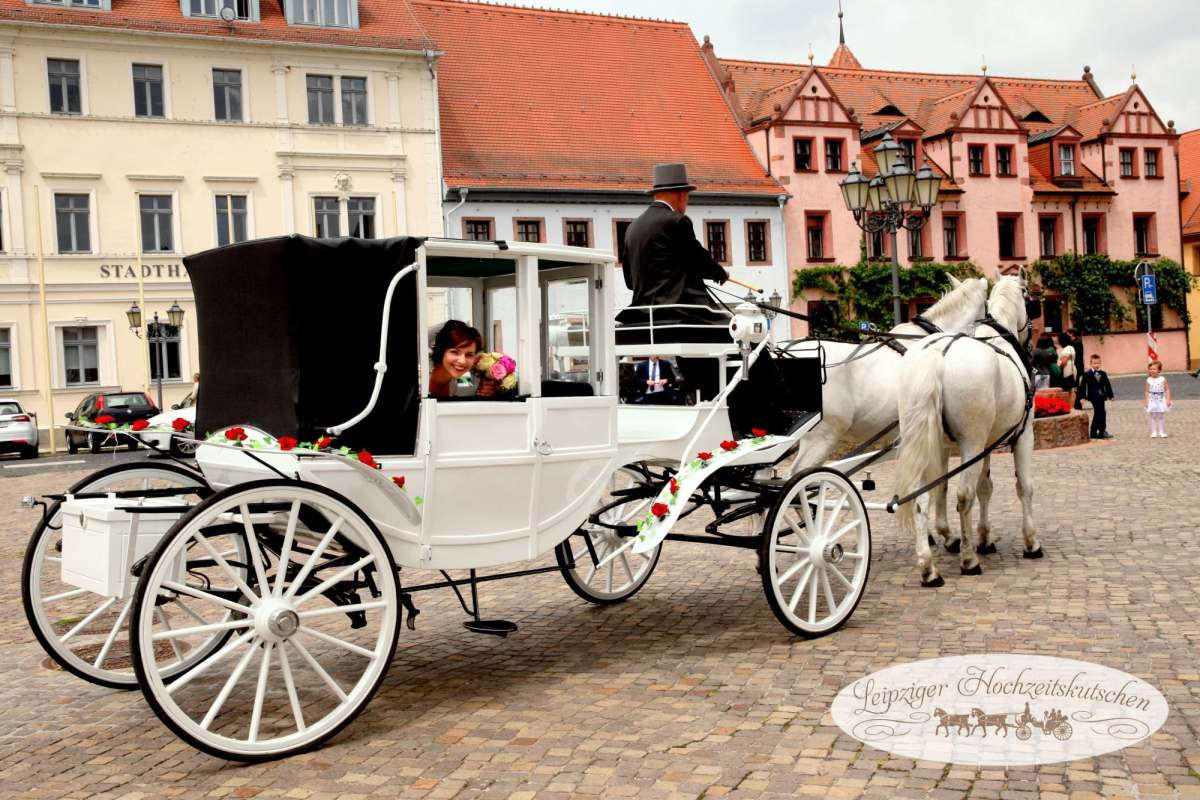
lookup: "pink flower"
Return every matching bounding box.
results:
[500,355,516,373]
[489,362,507,380]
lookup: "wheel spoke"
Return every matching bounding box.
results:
[823,494,849,537]
[619,552,636,584]
[584,540,610,585]
[199,638,260,730]
[829,563,854,591]
[93,600,133,668]
[238,504,271,596]
[277,641,306,733]
[44,556,62,564]
[777,556,811,585]
[795,497,816,540]
[829,519,861,545]
[605,557,614,593]
[297,601,388,619]
[155,608,186,665]
[167,630,255,695]
[162,580,251,616]
[808,568,819,623]
[292,554,377,607]
[820,568,838,616]
[289,638,348,703]
[813,482,828,539]
[248,642,273,743]
[172,597,211,628]
[841,552,865,561]
[299,625,376,659]
[273,501,301,597]
[283,517,345,601]
[774,543,802,554]
[43,587,89,605]
[151,618,252,641]
[61,597,117,644]
[787,564,814,612]
[191,531,259,602]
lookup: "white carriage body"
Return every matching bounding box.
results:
[60,497,186,598]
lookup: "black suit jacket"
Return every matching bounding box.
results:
[621,201,727,308]
[1080,368,1114,402]
[633,359,677,388]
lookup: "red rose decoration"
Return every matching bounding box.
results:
[95,415,115,425]
[697,451,713,462]
[315,436,332,450]
[669,478,679,496]
[357,450,379,469]
[277,436,298,451]
[751,428,767,438]
[131,419,149,431]
[225,427,247,442]
[720,440,739,451]
[651,502,669,519]
[392,475,406,489]
[172,417,190,432]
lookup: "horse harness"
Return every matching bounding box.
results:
[798,313,944,367]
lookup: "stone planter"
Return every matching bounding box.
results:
[1030,410,1090,450]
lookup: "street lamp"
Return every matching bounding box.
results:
[128,301,185,411]
[840,132,942,324]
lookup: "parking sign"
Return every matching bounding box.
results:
[1141,274,1157,305]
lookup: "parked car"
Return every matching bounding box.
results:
[0,399,39,459]
[63,391,160,454]
[136,392,197,457]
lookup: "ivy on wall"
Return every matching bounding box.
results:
[1030,255,1196,336]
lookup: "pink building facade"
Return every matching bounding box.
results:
[702,37,1186,373]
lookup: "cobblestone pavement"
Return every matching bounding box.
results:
[2,399,1198,800]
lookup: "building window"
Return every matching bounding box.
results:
[614,220,632,266]
[306,75,335,124]
[900,138,917,169]
[341,77,368,126]
[314,196,341,238]
[868,229,885,259]
[793,138,813,172]
[294,0,354,27]
[1082,216,1102,255]
[215,194,248,246]
[32,0,107,7]
[54,193,91,253]
[188,0,253,18]
[995,145,1013,176]
[48,58,82,115]
[0,328,11,387]
[565,220,591,248]
[1119,148,1136,178]
[139,195,174,252]
[908,227,923,259]
[347,197,375,238]
[704,220,729,264]
[997,215,1019,260]
[1058,144,1075,176]
[746,220,769,263]
[148,322,182,381]
[824,140,844,172]
[942,215,960,258]
[1134,214,1156,256]
[805,214,825,260]
[132,64,164,119]
[213,68,243,122]
[515,219,542,242]
[968,145,986,175]
[1144,148,1160,178]
[463,218,492,241]
[1039,216,1057,257]
[62,326,99,386]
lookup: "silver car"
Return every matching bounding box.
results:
[0,399,39,459]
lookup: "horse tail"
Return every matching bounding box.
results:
[895,346,946,538]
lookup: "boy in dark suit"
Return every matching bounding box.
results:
[633,356,680,404]
[1080,353,1115,439]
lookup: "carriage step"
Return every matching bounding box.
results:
[463,619,518,637]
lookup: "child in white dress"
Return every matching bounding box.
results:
[1144,360,1172,438]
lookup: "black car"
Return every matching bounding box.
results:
[64,391,161,454]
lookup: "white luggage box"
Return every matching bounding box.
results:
[60,497,186,598]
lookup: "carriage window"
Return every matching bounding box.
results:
[544,278,591,385]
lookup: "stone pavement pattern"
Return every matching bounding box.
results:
[1,399,1199,800]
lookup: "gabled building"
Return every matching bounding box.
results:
[1181,129,1200,369]
[412,0,789,334]
[706,17,1186,369]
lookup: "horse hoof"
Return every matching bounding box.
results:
[961,564,983,576]
[978,543,997,555]
[1023,547,1044,559]
[945,539,961,554]
[921,575,945,588]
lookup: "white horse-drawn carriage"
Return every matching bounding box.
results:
[22,235,874,760]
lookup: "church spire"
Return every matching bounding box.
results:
[838,0,845,45]
[827,0,862,70]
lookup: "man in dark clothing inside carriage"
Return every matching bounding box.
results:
[616,163,729,400]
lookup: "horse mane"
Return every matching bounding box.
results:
[922,277,985,324]
[986,276,1025,331]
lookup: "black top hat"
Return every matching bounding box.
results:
[650,163,697,193]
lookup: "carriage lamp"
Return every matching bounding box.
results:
[166,301,185,327]
[839,131,941,325]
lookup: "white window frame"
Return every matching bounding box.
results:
[1058,144,1076,177]
[50,187,98,256]
[51,321,114,390]
[211,64,249,123]
[131,61,171,120]
[147,320,190,384]
[346,195,377,238]
[286,0,359,29]
[0,186,7,254]
[303,71,371,127]
[211,190,255,247]
[339,75,370,127]
[308,192,381,238]
[0,324,21,390]
[27,0,110,11]
[46,54,88,116]
[180,0,260,21]
[138,191,181,254]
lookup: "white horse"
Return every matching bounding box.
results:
[893,274,1040,587]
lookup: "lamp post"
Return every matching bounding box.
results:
[839,132,942,324]
[128,301,185,410]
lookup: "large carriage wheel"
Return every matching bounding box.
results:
[759,468,870,637]
[130,480,400,761]
[555,465,663,604]
[21,462,216,689]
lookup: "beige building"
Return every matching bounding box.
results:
[0,0,442,448]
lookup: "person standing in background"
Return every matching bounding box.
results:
[1079,354,1114,439]
[1145,360,1173,438]
[1068,328,1085,409]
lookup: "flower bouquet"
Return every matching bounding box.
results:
[473,352,517,396]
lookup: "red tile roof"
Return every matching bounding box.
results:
[412,0,782,196]
[0,0,434,51]
[1027,141,1113,196]
[1068,93,1127,141]
[1181,129,1200,237]
[827,43,862,70]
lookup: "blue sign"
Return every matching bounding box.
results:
[1141,274,1158,305]
[858,320,875,331]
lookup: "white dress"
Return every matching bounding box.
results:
[1146,376,1169,413]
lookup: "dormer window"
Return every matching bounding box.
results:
[182,0,259,21]
[287,0,358,28]
[28,0,110,10]
[1058,144,1075,176]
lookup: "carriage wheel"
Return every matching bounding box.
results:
[759,468,870,637]
[1054,722,1072,740]
[21,462,215,689]
[555,466,663,604]
[130,480,400,761]
[1015,724,1032,741]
